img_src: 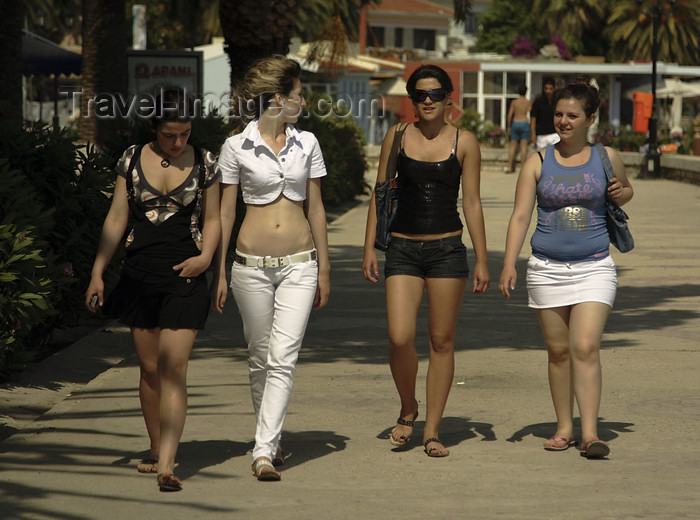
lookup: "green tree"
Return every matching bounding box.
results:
[219,0,300,92]
[533,0,609,56]
[534,0,608,39]
[606,0,700,65]
[473,0,538,54]
[125,0,221,49]
[23,0,81,45]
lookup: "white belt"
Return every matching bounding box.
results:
[233,249,317,268]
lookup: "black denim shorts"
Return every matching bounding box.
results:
[384,236,469,279]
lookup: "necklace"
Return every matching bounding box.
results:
[151,143,170,168]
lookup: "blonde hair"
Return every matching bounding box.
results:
[232,55,302,132]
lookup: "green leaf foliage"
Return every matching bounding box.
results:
[0,123,117,376]
[297,94,369,207]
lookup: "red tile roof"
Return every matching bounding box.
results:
[370,0,454,16]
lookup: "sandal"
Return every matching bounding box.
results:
[580,439,610,459]
[252,457,281,481]
[423,437,449,458]
[389,409,419,447]
[272,445,285,467]
[543,436,577,452]
[157,472,182,492]
[137,458,158,473]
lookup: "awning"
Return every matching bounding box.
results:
[22,29,81,77]
[379,76,407,97]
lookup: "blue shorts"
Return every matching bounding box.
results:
[384,236,469,279]
[510,121,530,141]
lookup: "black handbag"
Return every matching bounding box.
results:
[374,123,407,251]
[594,143,634,253]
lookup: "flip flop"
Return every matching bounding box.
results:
[423,437,449,458]
[137,458,158,473]
[389,410,419,447]
[580,439,610,459]
[544,436,577,452]
[157,472,182,492]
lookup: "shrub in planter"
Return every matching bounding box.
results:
[456,108,483,136]
[297,95,369,206]
[613,127,646,152]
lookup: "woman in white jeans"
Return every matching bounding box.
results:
[212,56,330,481]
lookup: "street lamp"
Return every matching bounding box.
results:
[638,0,676,178]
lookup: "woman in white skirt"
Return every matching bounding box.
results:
[499,80,633,459]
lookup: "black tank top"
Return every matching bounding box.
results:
[390,128,463,234]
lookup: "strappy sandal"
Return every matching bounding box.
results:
[389,410,419,447]
[423,437,449,458]
[272,445,285,467]
[137,458,158,473]
[252,457,281,481]
[157,472,182,492]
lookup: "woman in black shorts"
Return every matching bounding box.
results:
[85,88,220,491]
[363,65,490,457]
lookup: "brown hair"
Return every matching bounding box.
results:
[232,55,302,132]
[554,80,600,118]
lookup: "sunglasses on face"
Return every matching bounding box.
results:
[411,89,448,103]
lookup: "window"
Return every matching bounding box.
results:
[506,73,527,95]
[462,71,478,94]
[484,72,504,94]
[394,27,404,48]
[413,29,436,51]
[462,15,479,35]
[369,26,385,47]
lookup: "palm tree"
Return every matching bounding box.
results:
[533,0,608,39]
[219,0,300,92]
[79,0,127,145]
[0,0,24,126]
[606,0,700,65]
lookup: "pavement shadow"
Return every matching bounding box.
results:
[506,418,635,445]
[271,429,349,470]
[173,438,250,480]
[299,246,700,362]
[376,416,496,452]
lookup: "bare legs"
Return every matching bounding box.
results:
[385,275,466,454]
[536,302,610,447]
[507,139,529,173]
[132,327,197,478]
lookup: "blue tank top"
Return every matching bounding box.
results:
[390,129,463,234]
[530,144,609,262]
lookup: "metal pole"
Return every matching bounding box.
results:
[645,5,661,177]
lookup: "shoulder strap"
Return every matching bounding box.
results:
[194,147,206,187]
[537,151,544,164]
[385,123,407,181]
[452,126,459,154]
[125,144,146,200]
[594,142,614,182]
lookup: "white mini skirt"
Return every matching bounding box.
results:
[526,255,617,309]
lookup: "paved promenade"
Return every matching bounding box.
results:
[1,161,699,519]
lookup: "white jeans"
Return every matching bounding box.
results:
[230,258,318,461]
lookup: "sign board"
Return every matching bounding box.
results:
[127,50,203,96]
